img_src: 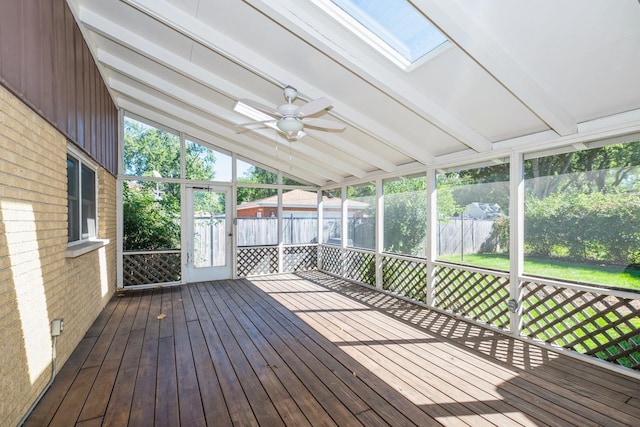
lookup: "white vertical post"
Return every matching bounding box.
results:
[317,190,323,270]
[179,132,187,284]
[509,152,525,336]
[116,109,124,288]
[341,185,348,278]
[231,153,238,278]
[375,178,384,289]
[426,168,437,307]
[277,177,283,273]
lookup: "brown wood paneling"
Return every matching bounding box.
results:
[0,2,22,84]
[82,43,91,157]
[39,0,55,118]
[52,0,68,132]
[65,4,77,142]
[0,0,117,175]
[22,0,42,105]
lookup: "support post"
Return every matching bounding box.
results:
[116,109,124,288]
[509,152,525,336]
[341,185,348,278]
[375,178,384,289]
[426,168,437,307]
[277,184,283,273]
[317,190,323,270]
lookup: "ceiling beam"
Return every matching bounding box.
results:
[79,6,398,173]
[410,0,577,137]
[118,0,435,165]
[110,78,346,184]
[97,50,369,179]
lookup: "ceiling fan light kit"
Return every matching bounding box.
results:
[277,116,304,136]
[237,85,345,140]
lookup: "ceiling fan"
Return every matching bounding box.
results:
[235,86,346,140]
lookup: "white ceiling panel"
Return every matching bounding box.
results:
[67,0,640,186]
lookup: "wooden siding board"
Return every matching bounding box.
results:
[87,59,93,155]
[22,0,42,108]
[52,0,68,131]
[39,0,55,118]
[65,3,78,142]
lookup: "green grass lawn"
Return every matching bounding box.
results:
[438,253,640,291]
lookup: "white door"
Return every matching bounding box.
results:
[185,187,232,282]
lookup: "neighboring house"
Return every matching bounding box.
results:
[463,202,503,220]
[236,189,368,218]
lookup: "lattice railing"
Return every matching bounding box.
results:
[123,251,181,287]
[320,245,342,275]
[344,249,376,286]
[283,245,317,273]
[382,255,428,303]
[521,279,640,369]
[237,246,278,277]
[434,263,511,330]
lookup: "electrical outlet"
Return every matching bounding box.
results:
[51,318,64,336]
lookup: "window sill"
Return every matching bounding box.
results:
[66,239,110,258]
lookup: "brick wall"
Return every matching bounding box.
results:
[0,85,116,426]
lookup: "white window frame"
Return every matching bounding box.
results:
[67,144,99,246]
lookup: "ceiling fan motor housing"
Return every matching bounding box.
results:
[277,102,299,117]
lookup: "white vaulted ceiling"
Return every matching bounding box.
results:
[68,0,640,186]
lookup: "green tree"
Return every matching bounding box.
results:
[185,140,217,181]
[237,164,278,204]
[383,177,427,256]
[453,164,510,215]
[436,173,466,219]
[122,181,180,250]
[525,141,640,199]
[123,119,181,178]
[122,119,218,250]
[524,141,640,265]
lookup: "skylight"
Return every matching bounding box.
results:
[313,0,447,70]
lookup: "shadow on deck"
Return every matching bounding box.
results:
[25,271,640,426]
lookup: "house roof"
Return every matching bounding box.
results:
[69,0,640,186]
[237,189,365,210]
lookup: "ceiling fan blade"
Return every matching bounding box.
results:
[301,117,346,131]
[297,97,333,117]
[237,99,280,117]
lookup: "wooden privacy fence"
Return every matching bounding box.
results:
[236,217,498,254]
[237,217,318,246]
[236,217,279,246]
[193,217,226,267]
[437,218,496,256]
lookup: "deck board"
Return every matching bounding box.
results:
[128,288,162,427]
[25,272,640,426]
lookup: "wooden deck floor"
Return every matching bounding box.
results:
[25,271,640,426]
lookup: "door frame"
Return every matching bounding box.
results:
[184,185,233,282]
